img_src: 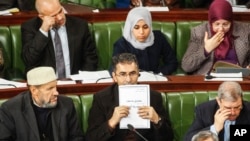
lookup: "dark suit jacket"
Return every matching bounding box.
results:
[86,83,174,141]
[0,91,84,141]
[21,15,98,75]
[182,22,250,75]
[184,100,250,141]
[0,0,35,11]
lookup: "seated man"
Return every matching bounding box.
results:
[21,0,98,79]
[0,66,84,141]
[86,53,174,141]
[184,81,250,141]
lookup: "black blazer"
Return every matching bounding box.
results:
[184,100,250,141]
[86,83,174,141]
[0,91,84,141]
[21,15,98,75]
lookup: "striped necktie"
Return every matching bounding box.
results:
[53,27,66,79]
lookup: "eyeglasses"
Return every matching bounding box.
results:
[115,71,139,79]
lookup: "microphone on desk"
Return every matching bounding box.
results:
[127,124,149,141]
[95,77,112,83]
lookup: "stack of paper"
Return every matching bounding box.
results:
[0,8,19,15]
[0,78,26,89]
[70,70,113,83]
[138,71,168,82]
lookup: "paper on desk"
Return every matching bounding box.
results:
[0,78,26,89]
[119,85,150,129]
[57,80,76,85]
[0,8,19,15]
[138,71,167,82]
[232,5,250,12]
[70,70,113,83]
[144,6,169,11]
[205,72,243,81]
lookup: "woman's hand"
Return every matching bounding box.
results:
[204,31,224,53]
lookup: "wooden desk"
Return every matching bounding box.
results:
[1,4,250,26]
[1,75,250,99]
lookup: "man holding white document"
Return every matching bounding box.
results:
[86,53,174,141]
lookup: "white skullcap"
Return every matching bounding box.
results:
[27,67,57,85]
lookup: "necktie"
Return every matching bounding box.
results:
[53,28,66,79]
[224,120,232,141]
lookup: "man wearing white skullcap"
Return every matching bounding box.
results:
[0,66,84,141]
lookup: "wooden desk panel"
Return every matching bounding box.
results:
[1,75,250,98]
[1,5,250,26]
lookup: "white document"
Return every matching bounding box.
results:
[0,78,26,89]
[205,72,243,81]
[138,71,167,82]
[69,70,113,83]
[119,85,150,129]
[144,6,169,12]
[232,5,250,12]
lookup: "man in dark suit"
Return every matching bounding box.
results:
[0,0,35,11]
[184,81,250,141]
[86,53,174,141]
[0,66,84,140]
[21,0,98,79]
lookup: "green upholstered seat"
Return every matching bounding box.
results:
[9,25,25,80]
[0,26,12,78]
[66,94,83,129]
[175,21,203,74]
[80,94,94,134]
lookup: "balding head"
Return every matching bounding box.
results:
[36,0,61,15]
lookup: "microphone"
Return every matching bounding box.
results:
[127,124,148,141]
[205,74,243,80]
[95,77,112,83]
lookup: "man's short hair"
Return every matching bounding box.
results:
[112,53,139,72]
[218,81,243,102]
[191,130,218,141]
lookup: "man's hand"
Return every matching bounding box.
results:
[108,106,130,129]
[214,108,231,133]
[138,106,160,124]
[40,16,56,32]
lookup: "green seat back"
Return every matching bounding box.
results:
[66,95,82,129]
[166,91,211,141]
[0,26,12,77]
[152,21,176,50]
[9,25,25,80]
[80,94,94,134]
[175,21,203,74]
[92,21,124,70]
